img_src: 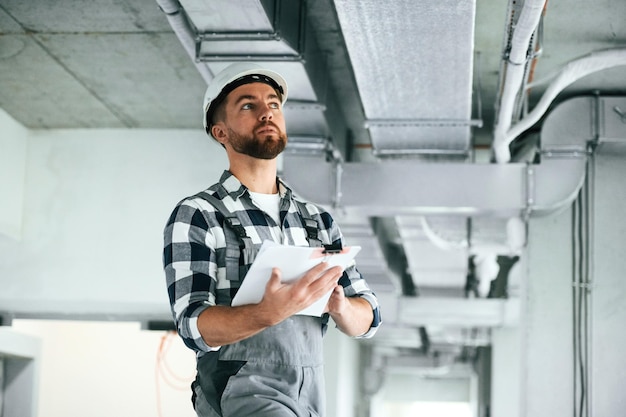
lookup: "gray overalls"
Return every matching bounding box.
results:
[191,192,328,417]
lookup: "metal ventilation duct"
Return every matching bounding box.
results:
[159,0,352,152]
[333,0,477,157]
[283,96,616,219]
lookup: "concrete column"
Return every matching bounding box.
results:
[324,325,360,417]
[0,109,28,240]
[591,152,626,415]
[490,326,522,417]
[490,207,574,417]
[523,207,575,416]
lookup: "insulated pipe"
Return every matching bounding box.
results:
[156,0,214,84]
[418,216,526,255]
[493,0,547,163]
[505,48,626,145]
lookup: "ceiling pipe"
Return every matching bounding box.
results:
[492,1,626,163]
[504,48,626,147]
[155,0,214,83]
[492,0,547,164]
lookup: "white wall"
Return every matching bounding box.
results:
[0,123,227,318]
[0,108,28,240]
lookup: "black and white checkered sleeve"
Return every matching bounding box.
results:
[163,199,218,353]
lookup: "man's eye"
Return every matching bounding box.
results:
[270,102,280,109]
[241,103,252,110]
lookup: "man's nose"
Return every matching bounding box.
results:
[259,104,274,121]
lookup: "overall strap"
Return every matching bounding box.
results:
[194,192,324,282]
[293,200,323,248]
[194,191,254,281]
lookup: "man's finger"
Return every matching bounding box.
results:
[297,261,331,285]
[265,267,283,290]
[306,266,343,296]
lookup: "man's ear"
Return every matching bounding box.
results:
[211,123,228,145]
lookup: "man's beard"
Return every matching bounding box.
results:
[227,124,287,160]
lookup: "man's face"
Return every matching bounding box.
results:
[217,82,287,160]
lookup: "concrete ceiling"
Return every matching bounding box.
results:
[1,0,625,364]
[1,0,624,136]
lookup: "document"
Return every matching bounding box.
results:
[231,240,362,317]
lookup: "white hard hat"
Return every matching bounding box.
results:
[202,62,288,139]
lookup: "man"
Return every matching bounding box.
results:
[163,62,381,417]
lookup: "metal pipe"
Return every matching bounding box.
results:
[583,97,599,417]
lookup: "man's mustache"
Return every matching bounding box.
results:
[255,121,280,130]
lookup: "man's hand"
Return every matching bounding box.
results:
[257,262,344,326]
[326,285,374,337]
[326,285,348,315]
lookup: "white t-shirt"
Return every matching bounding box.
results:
[249,191,281,225]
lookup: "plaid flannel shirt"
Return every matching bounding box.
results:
[163,171,381,354]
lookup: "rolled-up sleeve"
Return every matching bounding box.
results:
[163,200,218,353]
[354,292,382,338]
[338,263,382,339]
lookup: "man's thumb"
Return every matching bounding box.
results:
[266,267,282,290]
